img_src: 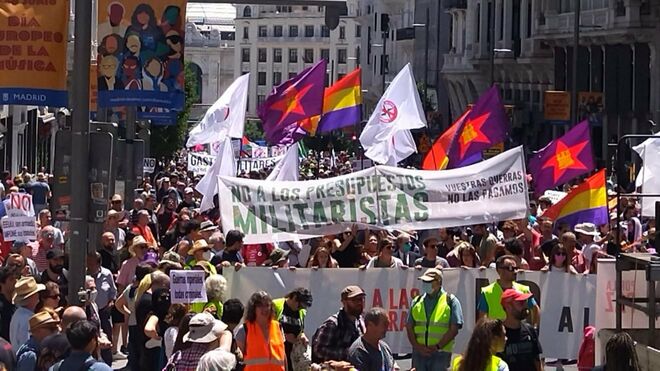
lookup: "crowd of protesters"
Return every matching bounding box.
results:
[0,158,646,371]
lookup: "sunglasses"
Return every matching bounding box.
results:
[555,252,566,256]
[498,265,519,272]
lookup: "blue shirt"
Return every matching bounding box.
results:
[29,181,50,205]
[16,337,39,371]
[91,267,117,309]
[50,351,112,371]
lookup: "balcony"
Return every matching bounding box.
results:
[538,8,610,35]
[443,0,467,10]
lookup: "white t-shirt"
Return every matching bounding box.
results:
[365,256,404,268]
[164,326,178,359]
[582,242,601,268]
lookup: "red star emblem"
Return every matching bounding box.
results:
[457,112,491,158]
[270,84,314,126]
[541,140,589,182]
[379,100,398,123]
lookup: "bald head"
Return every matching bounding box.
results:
[151,271,170,290]
[61,306,87,330]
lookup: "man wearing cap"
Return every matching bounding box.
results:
[312,285,366,363]
[40,248,68,307]
[199,220,218,242]
[131,209,158,250]
[16,310,60,371]
[109,194,129,229]
[185,239,217,275]
[177,187,198,212]
[103,210,126,252]
[273,288,313,370]
[407,268,463,370]
[478,255,541,328]
[171,312,232,370]
[497,289,544,371]
[574,222,602,274]
[10,277,45,352]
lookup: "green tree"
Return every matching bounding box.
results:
[417,82,435,112]
[243,119,264,141]
[150,61,198,158]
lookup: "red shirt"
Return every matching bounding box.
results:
[241,244,273,266]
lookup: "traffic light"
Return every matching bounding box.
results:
[381,13,390,32]
[325,3,347,30]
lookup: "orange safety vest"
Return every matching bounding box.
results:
[244,320,286,371]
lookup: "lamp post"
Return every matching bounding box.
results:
[571,0,581,124]
[413,11,430,110]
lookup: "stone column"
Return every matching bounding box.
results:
[479,0,490,58]
[494,0,503,44]
[502,0,513,49]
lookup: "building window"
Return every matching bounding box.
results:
[258,72,267,86]
[355,46,360,66]
[289,48,298,63]
[243,6,252,17]
[355,25,361,38]
[320,49,330,62]
[304,25,315,37]
[257,94,265,107]
[338,49,347,64]
[274,25,283,37]
[276,6,292,13]
[325,73,330,87]
[339,26,346,40]
[273,48,282,63]
[337,73,345,80]
[303,49,314,63]
[258,48,267,62]
[241,48,250,62]
[243,27,249,39]
[289,25,299,37]
[288,72,297,79]
[321,26,330,37]
[273,72,282,85]
[258,26,267,37]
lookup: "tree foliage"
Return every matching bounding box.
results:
[150,61,198,159]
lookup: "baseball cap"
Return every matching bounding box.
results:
[111,194,122,202]
[184,187,194,194]
[341,285,365,300]
[500,289,533,305]
[418,268,443,282]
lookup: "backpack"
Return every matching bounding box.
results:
[52,358,98,371]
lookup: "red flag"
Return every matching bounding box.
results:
[421,110,470,170]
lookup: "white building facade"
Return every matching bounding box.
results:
[233,3,361,115]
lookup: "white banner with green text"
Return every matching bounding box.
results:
[218,147,529,244]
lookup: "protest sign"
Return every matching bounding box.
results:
[169,270,207,304]
[237,155,284,174]
[3,193,35,218]
[219,147,529,244]
[543,190,567,204]
[0,0,69,106]
[1,216,37,241]
[224,267,597,359]
[188,152,215,176]
[143,158,156,173]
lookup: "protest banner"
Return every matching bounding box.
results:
[143,157,156,173]
[96,0,186,113]
[237,155,284,174]
[1,216,37,242]
[0,0,69,106]
[224,267,596,359]
[188,152,215,176]
[3,193,35,218]
[219,146,529,244]
[543,190,567,204]
[169,270,207,304]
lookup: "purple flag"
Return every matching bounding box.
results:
[447,86,509,168]
[258,60,327,145]
[528,120,595,195]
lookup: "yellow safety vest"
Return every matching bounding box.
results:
[481,281,531,320]
[410,291,453,351]
[451,354,504,371]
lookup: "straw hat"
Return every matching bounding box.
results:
[15,277,45,303]
[188,239,210,256]
[129,235,149,256]
[29,311,60,332]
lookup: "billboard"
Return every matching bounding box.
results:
[0,0,69,106]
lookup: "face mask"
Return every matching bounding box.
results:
[421,281,435,295]
[202,250,213,261]
[554,254,566,265]
[88,289,98,303]
[403,242,412,253]
[50,265,64,274]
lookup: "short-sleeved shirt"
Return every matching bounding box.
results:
[406,289,464,329]
[332,240,360,267]
[414,256,450,268]
[497,322,542,371]
[477,282,537,314]
[347,337,396,371]
[30,181,50,205]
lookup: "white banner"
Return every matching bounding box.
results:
[1,215,37,241]
[219,147,529,244]
[237,155,284,174]
[3,193,34,217]
[224,267,596,359]
[143,158,156,174]
[170,270,207,304]
[188,152,216,176]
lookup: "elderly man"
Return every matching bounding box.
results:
[10,277,45,352]
[30,226,57,272]
[103,209,126,251]
[16,311,60,371]
[38,209,64,248]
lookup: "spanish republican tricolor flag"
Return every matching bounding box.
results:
[300,68,362,136]
[541,169,608,228]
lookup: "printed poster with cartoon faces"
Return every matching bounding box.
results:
[96,1,185,123]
